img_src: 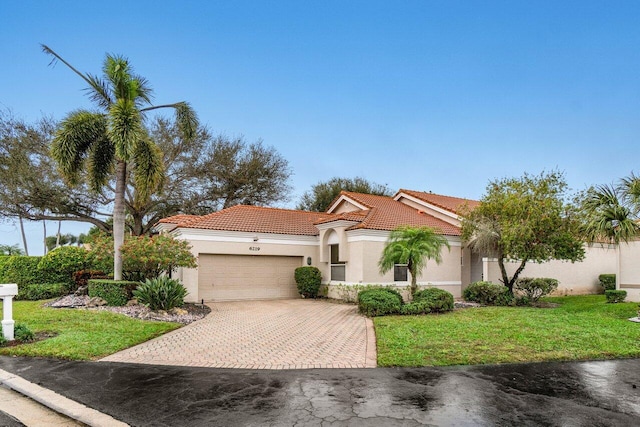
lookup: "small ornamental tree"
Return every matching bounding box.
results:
[88,233,197,281]
[379,226,450,296]
[461,171,585,294]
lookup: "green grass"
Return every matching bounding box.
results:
[0,300,180,359]
[374,294,640,367]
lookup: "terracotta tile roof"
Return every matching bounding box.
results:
[397,189,480,215]
[314,210,369,225]
[159,214,200,224]
[329,191,461,236]
[171,205,333,236]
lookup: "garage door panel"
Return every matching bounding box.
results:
[198,255,302,301]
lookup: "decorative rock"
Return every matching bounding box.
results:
[86,297,107,307]
[170,307,188,316]
[126,298,138,307]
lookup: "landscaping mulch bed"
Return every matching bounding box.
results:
[45,295,211,324]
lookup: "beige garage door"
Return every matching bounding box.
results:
[198,255,303,301]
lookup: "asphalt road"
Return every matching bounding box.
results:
[1,357,639,426]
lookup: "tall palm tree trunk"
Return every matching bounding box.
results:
[19,216,29,256]
[113,160,127,280]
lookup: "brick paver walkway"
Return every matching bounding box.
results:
[100,299,377,369]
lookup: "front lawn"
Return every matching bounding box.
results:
[0,300,180,359]
[374,295,640,366]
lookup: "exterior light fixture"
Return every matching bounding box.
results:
[307,257,312,266]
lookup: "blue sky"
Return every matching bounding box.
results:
[1,1,639,254]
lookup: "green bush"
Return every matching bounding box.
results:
[413,288,454,313]
[514,277,559,302]
[14,323,34,342]
[599,274,616,292]
[88,234,197,281]
[0,323,34,344]
[16,283,69,301]
[38,246,90,286]
[0,256,46,286]
[88,279,139,306]
[72,270,110,291]
[294,266,322,298]
[401,300,432,315]
[0,256,11,282]
[357,288,402,317]
[463,281,510,305]
[133,277,187,311]
[605,289,627,303]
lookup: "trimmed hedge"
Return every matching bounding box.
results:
[599,274,616,292]
[16,283,69,301]
[0,256,46,286]
[413,288,454,313]
[605,289,627,303]
[88,279,139,306]
[514,277,559,302]
[357,288,402,317]
[294,266,322,298]
[38,246,90,285]
[463,281,510,305]
[0,256,11,282]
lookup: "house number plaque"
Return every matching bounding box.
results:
[249,246,260,251]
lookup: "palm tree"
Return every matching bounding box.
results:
[379,226,450,296]
[580,176,640,244]
[43,45,198,280]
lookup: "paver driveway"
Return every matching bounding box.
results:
[101,299,377,369]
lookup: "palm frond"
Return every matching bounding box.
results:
[41,45,113,108]
[131,137,165,202]
[51,111,108,185]
[87,135,115,192]
[619,172,640,212]
[132,75,153,105]
[108,99,143,161]
[84,73,113,108]
[141,102,199,141]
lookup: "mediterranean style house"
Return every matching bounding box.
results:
[157,189,621,303]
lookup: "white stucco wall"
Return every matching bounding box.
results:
[618,240,640,302]
[172,229,319,302]
[483,244,616,295]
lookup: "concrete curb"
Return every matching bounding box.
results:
[0,368,128,427]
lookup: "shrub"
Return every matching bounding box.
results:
[14,323,34,342]
[0,256,46,286]
[16,283,69,301]
[37,246,90,286]
[605,290,627,303]
[0,323,34,344]
[88,234,197,281]
[133,277,187,311]
[514,277,559,302]
[463,281,510,305]
[599,274,616,292]
[413,288,454,313]
[88,279,139,306]
[0,256,11,282]
[357,288,402,317]
[401,300,432,315]
[294,266,322,298]
[72,270,110,291]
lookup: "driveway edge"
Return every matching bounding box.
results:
[0,368,128,427]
